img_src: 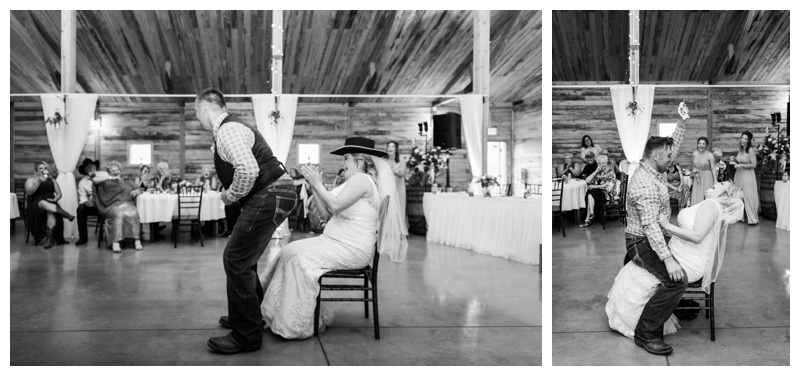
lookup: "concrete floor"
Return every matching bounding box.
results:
[9,223,541,366]
[552,214,790,366]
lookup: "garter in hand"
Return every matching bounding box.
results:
[678,101,690,120]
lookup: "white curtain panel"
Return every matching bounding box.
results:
[459,94,484,179]
[610,85,654,176]
[252,94,298,164]
[41,94,98,239]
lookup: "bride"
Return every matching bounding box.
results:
[257,137,408,339]
[606,181,744,338]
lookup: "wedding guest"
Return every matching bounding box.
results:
[258,137,407,339]
[557,153,581,178]
[713,150,730,182]
[333,168,347,188]
[664,162,690,210]
[578,151,598,179]
[134,164,154,190]
[580,135,603,164]
[93,161,143,252]
[579,155,616,228]
[25,161,74,248]
[599,149,619,177]
[154,161,174,191]
[386,141,407,223]
[194,166,219,191]
[733,131,760,224]
[76,158,107,246]
[691,137,716,205]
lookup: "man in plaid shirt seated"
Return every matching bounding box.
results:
[624,118,686,355]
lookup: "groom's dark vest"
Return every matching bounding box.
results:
[213,115,285,205]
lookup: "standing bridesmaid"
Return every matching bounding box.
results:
[386,141,407,224]
[733,131,760,224]
[691,137,716,206]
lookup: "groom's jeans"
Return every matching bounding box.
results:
[625,234,688,342]
[223,182,297,346]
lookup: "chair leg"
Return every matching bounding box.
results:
[561,215,566,237]
[372,279,380,340]
[710,284,715,342]
[364,275,369,318]
[314,279,322,337]
[198,222,204,247]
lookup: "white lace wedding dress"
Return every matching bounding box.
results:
[606,202,718,338]
[259,173,379,339]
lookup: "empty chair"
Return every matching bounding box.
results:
[552,178,565,237]
[601,174,628,229]
[172,185,204,248]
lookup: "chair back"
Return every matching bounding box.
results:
[178,185,204,220]
[532,184,542,195]
[552,178,564,211]
[619,174,629,208]
[373,195,391,278]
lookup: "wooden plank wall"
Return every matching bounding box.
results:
[513,98,543,196]
[552,86,789,175]
[13,102,518,193]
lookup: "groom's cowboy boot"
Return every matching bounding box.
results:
[634,337,673,355]
[207,333,261,354]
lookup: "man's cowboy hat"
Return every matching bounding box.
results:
[78,158,100,175]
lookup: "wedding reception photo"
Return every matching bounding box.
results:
[550,10,790,365]
[8,10,542,365]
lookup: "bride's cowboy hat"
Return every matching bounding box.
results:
[330,137,388,158]
[78,158,100,175]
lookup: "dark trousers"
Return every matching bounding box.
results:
[625,234,688,342]
[224,183,297,346]
[225,202,241,229]
[77,203,99,240]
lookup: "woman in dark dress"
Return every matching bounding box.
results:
[24,161,74,248]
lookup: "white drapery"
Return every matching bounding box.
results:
[41,94,99,239]
[459,95,484,192]
[252,94,298,164]
[610,85,654,176]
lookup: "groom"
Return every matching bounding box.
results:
[195,88,297,354]
[624,118,686,355]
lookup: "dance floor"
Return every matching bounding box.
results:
[9,224,540,366]
[552,214,790,366]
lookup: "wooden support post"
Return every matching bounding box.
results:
[61,10,77,94]
[347,108,354,137]
[95,116,102,160]
[473,10,490,174]
[707,88,714,148]
[10,102,15,190]
[628,10,640,86]
[179,108,186,177]
[271,10,284,94]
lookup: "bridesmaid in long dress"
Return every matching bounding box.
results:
[386,141,407,224]
[733,131,760,224]
[691,137,716,206]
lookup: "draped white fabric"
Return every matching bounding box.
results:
[610,85,654,176]
[41,94,98,239]
[252,95,298,163]
[459,94,484,178]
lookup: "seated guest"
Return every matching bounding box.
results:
[664,161,690,209]
[76,158,108,245]
[713,150,730,182]
[598,149,619,177]
[578,151,598,180]
[93,161,144,253]
[194,166,219,191]
[580,155,616,228]
[154,161,175,192]
[25,161,74,248]
[135,164,155,190]
[557,153,582,178]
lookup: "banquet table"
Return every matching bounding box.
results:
[559,180,587,211]
[10,193,20,219]
[774,181,790,231]
[422,193,540,265]
[136,191,226,223]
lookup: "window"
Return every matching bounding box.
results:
[487,141,507,184]
[659,123,677,137]
[298,144,320,165]
[129,143,152,165]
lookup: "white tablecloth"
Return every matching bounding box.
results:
[559,180,587,211]
[136,191,226,223]
[10,193,20,219]
[423,193,540,265]
[774,181,790,231]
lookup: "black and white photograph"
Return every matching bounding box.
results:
[550,10,790,365]
[7,10,542,366]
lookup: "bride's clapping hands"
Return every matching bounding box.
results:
[300,165,323,188]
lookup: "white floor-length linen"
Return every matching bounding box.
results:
[423,193,540,265]
[610,85,654,177]
[774,181,790,231]
[136,191,226,223]
[460,95,484,192]
[41,94,98,239]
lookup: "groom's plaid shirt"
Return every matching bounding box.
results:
[625,120,686,260]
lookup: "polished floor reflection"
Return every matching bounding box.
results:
[552,215,789,366]
[9,225,540,366]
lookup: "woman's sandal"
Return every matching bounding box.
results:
[579,219,593,228]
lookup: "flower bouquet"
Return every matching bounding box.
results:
[406,145,448,186]
[473,175,498,197]
[625,101,644,117]
[757,126,790,172]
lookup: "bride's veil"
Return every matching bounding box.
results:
[368,155,408,262]
[703,195,745,293]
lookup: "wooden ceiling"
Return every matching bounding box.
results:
[10,10,541,104]
[552,10,789,83]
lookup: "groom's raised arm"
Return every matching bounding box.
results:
[668,118,687,160]
[632,183,672,260]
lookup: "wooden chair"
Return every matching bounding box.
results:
[172,185,204,248]
[601,175,628,230]
[531,184,542,195]
[552,178,565,237]
[313,195,390,340]
[673,223,730,342]
[86,213,106,248]
[14,185,27,235]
